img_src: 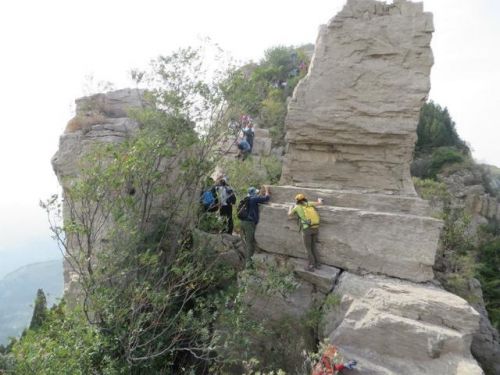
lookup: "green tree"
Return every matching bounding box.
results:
[222,45,311,145]
[35,46,254,374]
[416,101,469,154]
[29,289,48,330]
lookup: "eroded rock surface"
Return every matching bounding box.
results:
[52,89,144,296]
[323,273,483,375]
[281,0,433,195]
[250,0,485,373]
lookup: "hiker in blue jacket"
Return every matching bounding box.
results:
[239,185,270,266]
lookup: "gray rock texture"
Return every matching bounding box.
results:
[255,187,442,283]
[53,89,144,296]
[281,0,434,195]
[323,273,483,375]
[249,1,485,373]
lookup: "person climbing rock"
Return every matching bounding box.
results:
[236,137,251,160]
[216,178,236,234]
[238,185,271,267]
[242,122,255,153]
[288,193,323,271]
[311,345,357,375]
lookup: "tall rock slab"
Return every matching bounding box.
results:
[251,1,484,373]
[52,89,144,297]
[281,0,434,195]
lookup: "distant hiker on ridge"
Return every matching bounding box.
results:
[288,193,323,271]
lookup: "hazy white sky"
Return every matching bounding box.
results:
[0,0,499,253]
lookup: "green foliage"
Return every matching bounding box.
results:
[11,303,122,375]
[427,147,467,178]
[29,289,48,330]
[416,101,468,154]
[413,101,470,179]
[33,47,256,374]
[412,177,450,210]
[476,239,500,329]
[222,45,310,146]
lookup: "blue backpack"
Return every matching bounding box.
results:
[201,190,215,207]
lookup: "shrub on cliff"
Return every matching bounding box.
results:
[413,101,471,179]
[20,46,262,374]
[222,45,310,146]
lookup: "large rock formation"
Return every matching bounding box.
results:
[52,89,144,296]
[281,0,433,195]
[249,1,485,373]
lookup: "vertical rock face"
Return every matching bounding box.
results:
[281,0,434,195]
[251,1,485,373]
[52,89,144,296]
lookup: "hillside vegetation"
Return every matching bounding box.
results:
[0,260,63,346]
[412,101,500,331]
[1,47,499,374]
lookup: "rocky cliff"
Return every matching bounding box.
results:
[249,1,484,373]
[52,88,144,297]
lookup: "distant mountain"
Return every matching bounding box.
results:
[0,260,64,345]
[0,238,62,279]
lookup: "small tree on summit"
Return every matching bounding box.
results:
[29,289,48,330]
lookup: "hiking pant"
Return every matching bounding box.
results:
[302,227,319,267]
[239,220,256,264]
[220,204,233,234]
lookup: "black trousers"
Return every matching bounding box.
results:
[220,205,233,234]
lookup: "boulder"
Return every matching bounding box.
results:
[322,272,483,375]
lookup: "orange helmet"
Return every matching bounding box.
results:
[295,193,306,202]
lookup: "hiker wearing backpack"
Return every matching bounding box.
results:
[236,137,251,160]
[200,178,219,212]
[238,185,271,267]
[288,193,323,271]
[242,122,254,152]
[216,178,236,234]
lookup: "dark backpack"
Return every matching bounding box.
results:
[237,196,250,220]
[226,188,236,205]
[201,189,215,207]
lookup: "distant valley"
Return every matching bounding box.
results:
[0,260,63,345]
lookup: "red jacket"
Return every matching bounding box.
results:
[312,355,346,375]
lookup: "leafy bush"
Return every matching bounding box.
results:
[476,239,500,329]
[425,147,466,179]
[222,45,310,146]
[416,101,469,154]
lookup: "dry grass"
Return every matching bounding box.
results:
[65,113,107,133]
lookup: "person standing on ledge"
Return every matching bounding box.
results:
[288,193,323,271]
[238,185,271,267]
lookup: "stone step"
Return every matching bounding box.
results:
[255,203,442,282]
[254,252,342,293]
[269,185,432,216]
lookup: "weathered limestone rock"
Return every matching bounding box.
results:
[281,0,434,195]
[250,1,485,373]
[323,273,483,375]
[256,187,442,283]
[468,279,500,375]
[52,89,144,295]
